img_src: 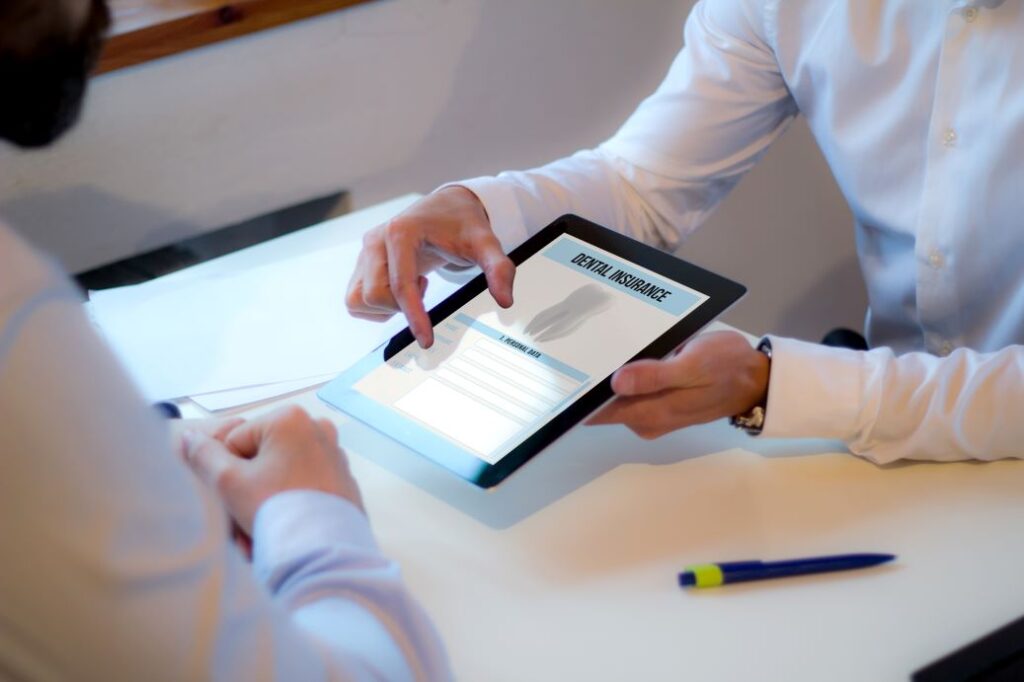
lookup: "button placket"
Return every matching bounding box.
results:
[915,8,972,348]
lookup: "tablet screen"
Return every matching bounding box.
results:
[343,232,709,468]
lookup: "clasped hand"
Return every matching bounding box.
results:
[170,406,363,537]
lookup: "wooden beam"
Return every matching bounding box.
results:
[98,0,376,73]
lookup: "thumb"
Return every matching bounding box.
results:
[182,430,240,489]
[611,356,689,396]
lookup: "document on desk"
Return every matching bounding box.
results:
[88,242,460,403]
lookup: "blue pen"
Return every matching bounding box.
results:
[678,553,896,588]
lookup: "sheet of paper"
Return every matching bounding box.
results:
[189,373,335,412]
[89,242,460,401]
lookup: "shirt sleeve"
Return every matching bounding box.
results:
[0,276,450,680]
[761,336,1024,464]
[454,0,796,252]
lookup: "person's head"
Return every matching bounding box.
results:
[0,0,110,148]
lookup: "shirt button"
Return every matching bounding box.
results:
[964,7,978,22]
[943,128,957,147]
[940,341,954,357]
[928,249,945,269]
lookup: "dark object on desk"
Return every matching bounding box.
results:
[678,553,895,588]
[75,191,347,291]
[821,327,869,351]
[154,401,181,419]
[912,613,1024,682]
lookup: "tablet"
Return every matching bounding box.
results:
[319,214,745,488]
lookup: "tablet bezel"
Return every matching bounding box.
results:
[320,214,746,488]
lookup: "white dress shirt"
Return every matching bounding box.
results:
[457,0,1024,463]
[0,224,450,680]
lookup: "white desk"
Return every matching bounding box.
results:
[177,196,1024,682]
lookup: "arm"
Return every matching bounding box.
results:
[0,277,449,680]
[762,337,1024,463]
[463,0,796,252]
[346,0,796,346]
[589,329,1024,463]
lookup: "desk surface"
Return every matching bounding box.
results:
[179,196,1024,682]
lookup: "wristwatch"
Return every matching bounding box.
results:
[729,337,773,436]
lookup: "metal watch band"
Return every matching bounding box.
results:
[729,336,773,436]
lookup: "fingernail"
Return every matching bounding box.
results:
[614,371,633,395]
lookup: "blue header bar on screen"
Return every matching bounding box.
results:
[541,237,703,316]
[454,314,589,383]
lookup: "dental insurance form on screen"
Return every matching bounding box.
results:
[345,234,709,466]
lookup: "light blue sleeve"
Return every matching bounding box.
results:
[253,491,452,682]
[0,263,450,680]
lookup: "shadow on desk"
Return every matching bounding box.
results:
[343,416,849,529]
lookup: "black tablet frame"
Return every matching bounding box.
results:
[325,214,746,488]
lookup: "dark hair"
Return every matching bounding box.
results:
[0,0,111,148]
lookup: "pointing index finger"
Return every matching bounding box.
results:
[384,226,434,348]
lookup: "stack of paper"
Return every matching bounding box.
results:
[88,241,460,411]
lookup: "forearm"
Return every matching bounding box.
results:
[762,337,1024,463]
[455,0,795,253]
[457,148,723,252]
[253,492,451,682]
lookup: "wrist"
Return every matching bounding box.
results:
[446,175,530,252]
[731,337,773,435]
[437,184,491,227]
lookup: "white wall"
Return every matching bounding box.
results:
[0,0,865,340]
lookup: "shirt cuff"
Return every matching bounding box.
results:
[760,335,864,442]
[252,490,379,592]
[442,178,530,253]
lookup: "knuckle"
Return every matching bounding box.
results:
[630,425,659,441]
[344,284,363,310]
[384,218,413,242]
[317,419,338,440]
[491,256,514,277]
[629,412,672,440]
[275,404,310,427]
[214,465,242,496]
[350,311,396,323]
[642,422,669,440]
[362,227,384,249]
[389,277,416,297]
[362,285,392,310]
